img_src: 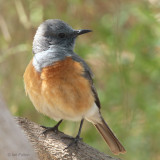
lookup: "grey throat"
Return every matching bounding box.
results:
[33,46,73,72]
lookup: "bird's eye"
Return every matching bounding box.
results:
[58,33,66,38]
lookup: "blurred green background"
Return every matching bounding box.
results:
[0,0,160,159]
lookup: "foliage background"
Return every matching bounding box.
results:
[0,0,160,159]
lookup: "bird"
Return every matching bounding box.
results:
[23,19,126,155]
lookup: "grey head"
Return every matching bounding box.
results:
[33,19,92,54]
[32,19,92,72]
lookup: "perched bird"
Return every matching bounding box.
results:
[23,19,126,155]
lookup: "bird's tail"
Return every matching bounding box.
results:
[94,117,126,155]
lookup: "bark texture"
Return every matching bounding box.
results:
[15,117,120,160]
[0,93,120,160]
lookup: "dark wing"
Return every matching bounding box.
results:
[72,55,101,109]
[85,70,101,109]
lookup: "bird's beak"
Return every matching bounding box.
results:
[74,29,92,36]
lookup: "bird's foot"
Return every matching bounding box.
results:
[41,119,63,135]
[42,125,59,135]
[63,135,83,150]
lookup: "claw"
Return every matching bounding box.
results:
[42,125,59,135]
[41,119,63,135]
[63,135,83,150]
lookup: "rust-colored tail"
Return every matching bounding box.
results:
[94,117,126,155]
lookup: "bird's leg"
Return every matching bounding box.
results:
[64,119,84,149]
[75,118,84,140]
[42,119,63,135]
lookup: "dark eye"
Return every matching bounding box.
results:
[58,33,66,38]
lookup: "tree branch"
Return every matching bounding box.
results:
[15,117,120,160]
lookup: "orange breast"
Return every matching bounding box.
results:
[23,57,94,121]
